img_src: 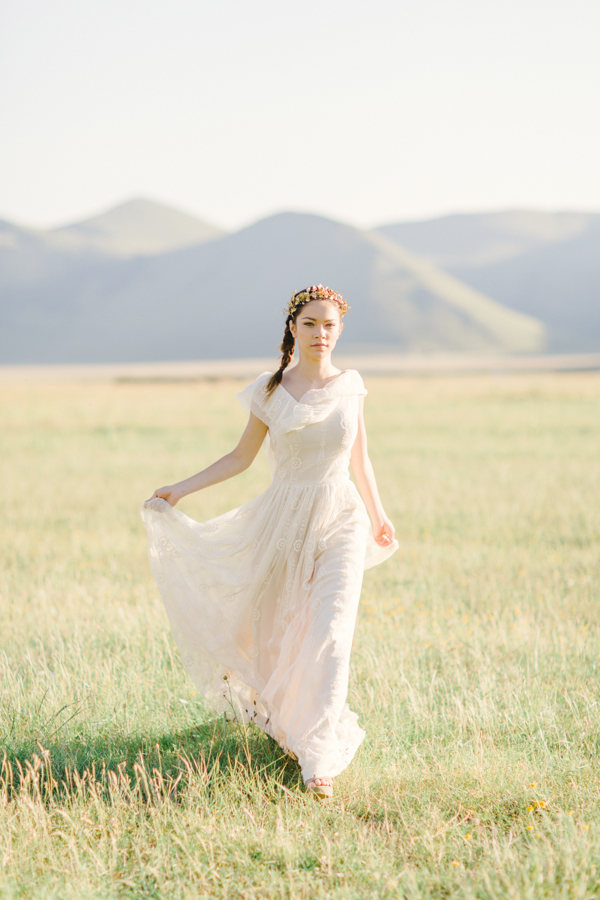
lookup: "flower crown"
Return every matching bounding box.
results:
[284,284,349,318]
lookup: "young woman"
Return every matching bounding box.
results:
[142,285,398,798]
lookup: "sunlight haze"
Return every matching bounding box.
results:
[1,0,598,230]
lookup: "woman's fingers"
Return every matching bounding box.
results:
[374,520,395,546]
[145,487,173,503]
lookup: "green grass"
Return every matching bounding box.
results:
[1,372,599,899]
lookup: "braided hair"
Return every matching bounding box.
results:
[265,313,297,397]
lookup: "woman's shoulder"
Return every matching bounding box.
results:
[237,371,273,413]
[247,371,274,392]
[340,369,368,396]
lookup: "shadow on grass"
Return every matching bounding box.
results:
[1,716,304,805]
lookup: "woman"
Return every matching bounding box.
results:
[142,284,398,798]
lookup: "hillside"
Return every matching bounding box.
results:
[448,220,600,352]
[0,211,544,364]
[375,210,600,351]
[49,198,226,257]
[375,210,598,268]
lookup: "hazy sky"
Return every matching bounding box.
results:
[1,0,599,230]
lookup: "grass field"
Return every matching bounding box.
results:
[1,372,599,899]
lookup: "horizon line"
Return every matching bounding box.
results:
[3,196,600,235]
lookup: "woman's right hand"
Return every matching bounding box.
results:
[146,485,183,506]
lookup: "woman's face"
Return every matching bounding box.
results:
[290,300,343,359]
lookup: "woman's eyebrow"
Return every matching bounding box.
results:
[299,316,337,322]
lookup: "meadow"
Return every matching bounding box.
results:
[1,371,599,899]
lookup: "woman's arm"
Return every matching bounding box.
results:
[350,397,395,548]
[147,412,268,507]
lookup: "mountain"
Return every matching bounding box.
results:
[0,198,226,299]
[0,210,544,364]
[375,211,600,351]
[49,198,226,257]
[447,221,600,352]
[0,217,102,291]
[375,210,598,268]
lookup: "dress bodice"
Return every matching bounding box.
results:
[238,370,368,486]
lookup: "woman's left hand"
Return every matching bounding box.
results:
[373,517,395,547]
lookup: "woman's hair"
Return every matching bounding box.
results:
[265,285,348,397]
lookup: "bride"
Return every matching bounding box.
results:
[142,284,398,798]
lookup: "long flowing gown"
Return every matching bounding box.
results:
[141,369,398,781]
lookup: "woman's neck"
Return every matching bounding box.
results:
[292,353,340,384]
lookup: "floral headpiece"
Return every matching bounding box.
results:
[284,284,349,318]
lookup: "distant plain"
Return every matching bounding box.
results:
[1,372,599,898]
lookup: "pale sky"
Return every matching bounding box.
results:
[1,0,599,231]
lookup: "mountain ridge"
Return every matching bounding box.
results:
[49,197,226,257]
[3,197,598,363]
[0,208,545,364]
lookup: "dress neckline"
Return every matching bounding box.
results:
[278,370,348,405]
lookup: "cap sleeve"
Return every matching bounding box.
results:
[237,372,273,423]
[346,369,368,397]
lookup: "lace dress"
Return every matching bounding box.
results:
[141,370,398,780]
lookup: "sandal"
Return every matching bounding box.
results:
[305,776,334,799]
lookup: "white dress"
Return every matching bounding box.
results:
[141,370,398,781]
